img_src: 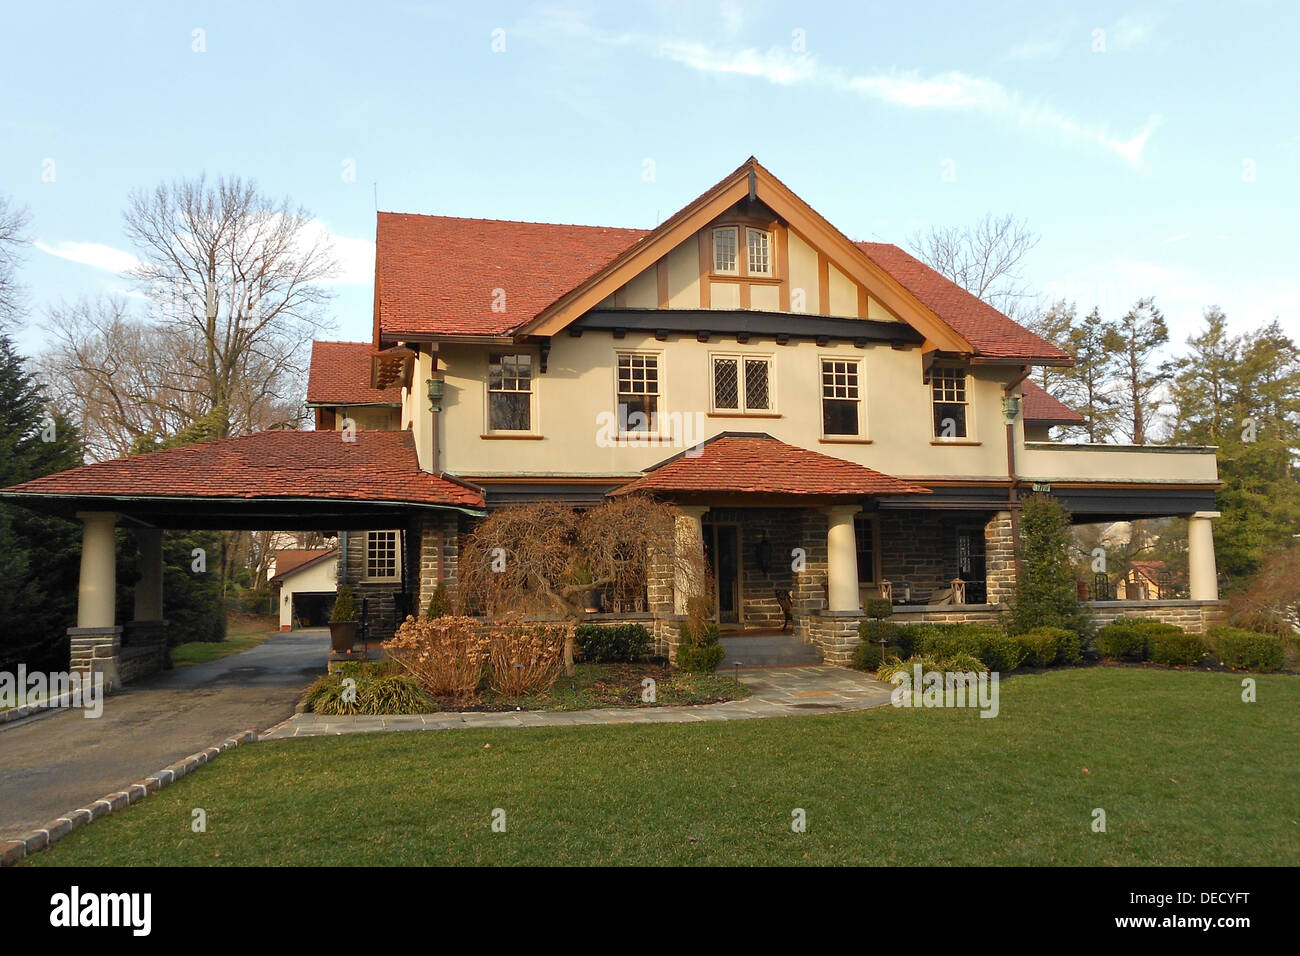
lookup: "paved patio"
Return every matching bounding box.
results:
[262,664,895,738]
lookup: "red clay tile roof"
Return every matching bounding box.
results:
[0,431,484,510]
[609,433,932,498]
[376,212,648,338]
[270,548,338,581]
[1021,380,1085,424]
[306,341,402,405]
[854,243,1072,363]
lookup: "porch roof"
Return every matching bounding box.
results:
[608,433,932,501]
[0,430,487,529]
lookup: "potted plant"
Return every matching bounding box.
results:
[329,585,358,654]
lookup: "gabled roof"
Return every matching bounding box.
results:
[1021,381,1086,424]
[0,430,485,511]
[375,213,647,338]
[270,548,338,582]
[306,341,403,406]
[609,433,932,499]
[374,157,1072,364]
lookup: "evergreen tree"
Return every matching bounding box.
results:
[1011,493,1090,635]
[1112,297,1170,445]
[1063,308,1121,442]
[0,333,84,671]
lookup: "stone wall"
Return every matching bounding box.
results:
[984,511,1016,605]
[417,512,461,618]
[878,509,1009,604]
[68,627,122,689]
[804,613,857,666]
[792,510,829,636]
[119,620,170,683]
[1085,600,1226,635]
[706,508,807,631]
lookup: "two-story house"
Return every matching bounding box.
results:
[2,158,1223,677]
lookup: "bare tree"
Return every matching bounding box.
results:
[124,175,337,439]
[908,213,1040,321]
[0,195,31,327]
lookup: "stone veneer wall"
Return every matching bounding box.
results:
[706,508,807,631]
[1085,600,1226,635]
[876,509,1013,605]
[416,512,461,619]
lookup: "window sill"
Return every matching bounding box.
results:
[611,433,682,443]
[361,577,401,585]
[930,439,981,446]
[708,412,782,419]
[819,437,873,444]
[480,433,544,440]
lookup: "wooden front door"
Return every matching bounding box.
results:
[703,522,742,626]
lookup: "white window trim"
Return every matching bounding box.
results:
[929,364,975,442]
[363,529,401,583]
[745,227,773,276]
[818,353,866,440]
[709,351,776,415]
[613,349,665,438]
[483,351,539,435]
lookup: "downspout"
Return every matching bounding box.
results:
[1003,366,1033,585]
[339,530,348,586]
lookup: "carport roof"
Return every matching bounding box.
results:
[0,430,486,529]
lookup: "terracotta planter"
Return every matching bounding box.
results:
[329,621,358,654]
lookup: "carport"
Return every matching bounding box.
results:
[0,430,485,685]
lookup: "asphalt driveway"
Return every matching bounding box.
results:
[0,629,327,841]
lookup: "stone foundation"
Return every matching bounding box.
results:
[68,626,123,689]
[804,613,857,665]
[119,620,171,683]
[1085,599,1226,635]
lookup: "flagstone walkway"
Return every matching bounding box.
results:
[261,665,895,739]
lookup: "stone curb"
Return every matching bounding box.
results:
[0,728,257,867]
[0,690,80,728]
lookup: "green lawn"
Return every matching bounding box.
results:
[26,667,1297,866]
[169,614,278,667]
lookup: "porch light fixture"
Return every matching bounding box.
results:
[426,375,444,412]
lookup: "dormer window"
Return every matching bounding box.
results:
[713,227,738,273]
[746,228,771,275]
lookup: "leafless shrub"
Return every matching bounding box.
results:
[487,622,570,696]
[383,615,489,701]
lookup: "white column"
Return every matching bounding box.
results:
[825,504,862,612]
[76,511,119,629]
[133,527,164,621]
[673,505,709,615]
[1188,511,1221,601]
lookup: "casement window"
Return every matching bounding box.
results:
[746,228,771,276]
[820,358,861,436]
[487,353,532,431]
[713,227,739,273]
[366,530,399,581]
[616,353,659,432]
[711,354,772,413]
[930,365,969,438]
[854,516,878,585]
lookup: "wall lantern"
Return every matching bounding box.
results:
[755,532,773,574]
[1001,394,1021,425]
[427,375,444,413]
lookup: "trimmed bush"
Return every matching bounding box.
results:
[1208,626,1285,672]
[677,621,725,674]
[1018,631,1059,668]
[859,619,900,646]
[423,583,452,619]
[982,633,1028,673]
[1148,632,1207,667]
[852,640,903,671]
[940,652,989,676]
[1053,630,1084,666]
[1121,618,1186,639]
[864,598,893,620]
[1096,622,1148,661]
[575,623,652,663]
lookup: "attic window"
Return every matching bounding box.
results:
[712,227,738,273]
[746,228,771,275]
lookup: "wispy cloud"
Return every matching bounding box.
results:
[1162,233,1193,245]
[651,41,1158,167]
[34,240,140,273]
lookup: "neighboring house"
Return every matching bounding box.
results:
[0,157,1224,676]
[1117,560,1178,601]
[268,548,339,630]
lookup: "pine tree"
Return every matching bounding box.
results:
[1112,297,1170,445]
[0,333,85,671]
[1063,308,1121,442]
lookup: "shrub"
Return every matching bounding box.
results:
[1208,626,1285,672]
[852,641,903,671]
[330,585,357,623]
[575,623,652,663]
[1018,630,1060,668]
[487,623,569,696]
[1120,618,1186,639]
[864,598,893,620]
[1148,632,1207,667]
[982,633,1028,672]
[1096,622,1148,661]
[859,619,900,646]
[1010,493,1089,636]
[1051,629,1084,666]
[424,583,452,619]
[304,663,436,715]
[939,652,989,676]
[891,624,927,656]
[915,625,1000,662]
[382,615,489,700]
[677,621,725,674]
[877,655,943,682]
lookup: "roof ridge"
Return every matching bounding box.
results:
[377,210,650,233]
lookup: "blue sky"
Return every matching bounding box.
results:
[1,0,1296,359]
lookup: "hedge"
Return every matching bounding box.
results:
[575,623,651,663]
[1147,632,1207,667]
[1208,626,1285,672]
[1095,622,1149,661]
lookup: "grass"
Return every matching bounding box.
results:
[26,667,1297,866]
[169,613,278,667]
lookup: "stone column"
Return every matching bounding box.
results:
[824,504,862,613]
[984,510,1016,605]
[673,505,709,616]
[1188,511,1221,601]
[133,527,164,621]
[76,512,118,628]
